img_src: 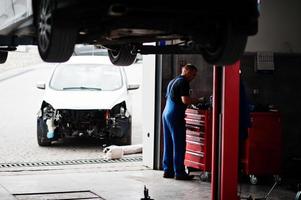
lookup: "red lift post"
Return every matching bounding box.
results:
[211,61,240,200]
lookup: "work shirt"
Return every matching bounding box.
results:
[166,75,190,106]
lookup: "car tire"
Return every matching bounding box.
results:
[249,174,259,185]
[112,117,132,145]
[296,191,301,200]
[125,116,132,145]
[0,51,8,64]
[37,117,52,146]
[185,166,193,175]
[108,44,137,66]
[120,117,132,145]
[37,0,77,62]
[202,22,248,66]
[200,171,211,182]
[123,122,132,145]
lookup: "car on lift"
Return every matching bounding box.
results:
[36,55,139,146]
[0,0,259,66]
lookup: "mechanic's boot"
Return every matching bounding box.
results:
[163,172,174,179]
[175,173,195,180]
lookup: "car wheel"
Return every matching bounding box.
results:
[125,117,132,145]
[108,44,137,66]
[249,174,258,185]
[0,51,8,64]
[37,0,77,62]
[123,125,132,145]
[200,171,211,182]
[112,117,132,145]
[120,117,132,145]
[37,117,52,146]
[202,22,248,66]
[296,191,301,200]
[185,166,192,175]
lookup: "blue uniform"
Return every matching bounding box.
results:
[162,75,190,176]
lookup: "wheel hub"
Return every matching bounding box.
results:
[38,1,52,52]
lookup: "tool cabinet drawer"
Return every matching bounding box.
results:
[186,135,204,143]
[185,113,205,121]
[186,129,205,138]
[184,160,204,169]
[186,108,204,115]
[186,141,204,153]
[186,125,205,133]
[185,151,205,164]
[185,118,204,126]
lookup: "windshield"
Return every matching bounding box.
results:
[50,64,123,91]
[73,45,109,56]
[73,45,142,63]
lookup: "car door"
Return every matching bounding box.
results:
[0,0,29,31]
[0,0,15,30]
[12,0,29,19]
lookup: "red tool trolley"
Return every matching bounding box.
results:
[184,108,212,181]
[241,112,283,184]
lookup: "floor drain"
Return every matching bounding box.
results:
[0,155,142,168]
[13,190,105,200]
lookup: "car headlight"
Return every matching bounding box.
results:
[110,101,127,118]
[120,107,125,117]
[42,103,55,119]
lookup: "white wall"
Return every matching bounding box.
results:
[246,0,301,53]
[142,55,156,168]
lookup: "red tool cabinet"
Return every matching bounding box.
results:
[184,108,212,181]
[241,112,282,184]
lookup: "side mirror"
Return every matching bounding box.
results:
[36,82,46,90]
[127,84,140,90]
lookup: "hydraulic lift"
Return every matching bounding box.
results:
[210,61,280,200]
[211,61,240,200]
[210,61,284,200]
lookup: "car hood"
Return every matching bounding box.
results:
[43,88,127,110]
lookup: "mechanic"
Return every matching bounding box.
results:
[162,63,203,180]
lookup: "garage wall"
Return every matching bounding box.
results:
[240,53,301,171]
[142,55,156,168]
[244,0,301,173]
[246,0,301,53]
[161,54,213,100]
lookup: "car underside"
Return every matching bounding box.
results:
[0,0,260,66]
[37,101,131,146]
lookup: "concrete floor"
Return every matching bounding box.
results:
[0,160,298,200]
[0,166,210,200]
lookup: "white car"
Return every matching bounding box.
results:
[0,0,259,66]
[36,56,139,146]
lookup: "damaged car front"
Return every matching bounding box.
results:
[36,57,139,146]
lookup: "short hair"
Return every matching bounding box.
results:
[183,63,197,71]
